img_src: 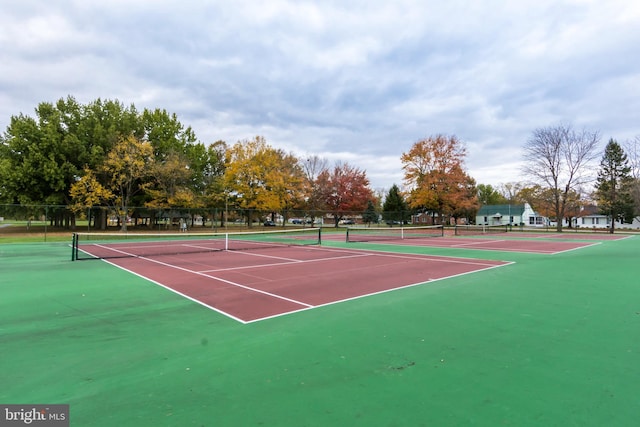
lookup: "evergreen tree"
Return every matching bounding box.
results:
[362,199,378,226]
[594,139,635,233]
[477,184,507,205]
[382,184,408,225]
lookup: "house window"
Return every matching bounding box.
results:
[529,216,542,225]
[483,216,488,223]
[530,216,543,225]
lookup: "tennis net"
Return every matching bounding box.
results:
[454,224,509,236]
[71,228,322,260]
[346,225,444,243]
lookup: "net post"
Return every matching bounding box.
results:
[345,228,349,243]
[71,233,77,261]
[225,232,229,251]
[318,227,322,245]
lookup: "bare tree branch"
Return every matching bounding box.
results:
[522,124,600,231]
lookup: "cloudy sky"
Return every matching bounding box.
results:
[1,0,639,191]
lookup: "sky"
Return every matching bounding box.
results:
[1,0,639,192]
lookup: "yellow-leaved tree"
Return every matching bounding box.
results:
[69,167,114,229]
[223,136,305,226]
[102,134,154,231]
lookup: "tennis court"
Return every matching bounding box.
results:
[342,225,621,254]
[73,230,510,323]
[2,230,639,426]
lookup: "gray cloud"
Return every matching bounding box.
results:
[1,0,639,190]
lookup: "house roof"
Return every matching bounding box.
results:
[477,204,526,216]
[579,205,600,216]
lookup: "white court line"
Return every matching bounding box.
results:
[450,239,507,247]
[347,237,601,255]
[547,242,600,255]
[100,258,249,324]
[244,261,514,324]
[83,242,513,324]
[199,252,374,273]
[91,244,314,308]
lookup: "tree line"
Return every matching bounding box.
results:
[1,97,638,232]
[477,126,640,233]
[0,97,377,230]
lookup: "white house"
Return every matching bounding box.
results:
[476,203,546,227]
[573,205,640,230]
[477,203,640,230]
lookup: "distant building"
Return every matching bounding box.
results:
[575,205,640,230]
[476,203,545,227]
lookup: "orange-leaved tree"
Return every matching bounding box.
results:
[401,134,477,225]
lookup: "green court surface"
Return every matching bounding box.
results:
[1,234,639,426]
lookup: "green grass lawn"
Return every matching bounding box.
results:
[1,234,638,426]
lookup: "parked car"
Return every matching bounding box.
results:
[342,219,355,225]
[263,220,276,227]
[291,219,303,224]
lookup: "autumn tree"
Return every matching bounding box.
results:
[522,124,600,231]
[512,182,585,227]
[594,139,635,233]
[515,184,558,221]
[450,175,479,225]
[265,150,306,225]
[315,162,374,227]
[69,167,114,228]
[401,134,477,224]
[223,136,305,225]
[102,134,154,231]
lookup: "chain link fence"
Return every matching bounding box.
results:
[1,204,433,241]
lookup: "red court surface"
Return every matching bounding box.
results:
[500,232,631,241]
[90,245,511,323]
[334,234,604,254]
